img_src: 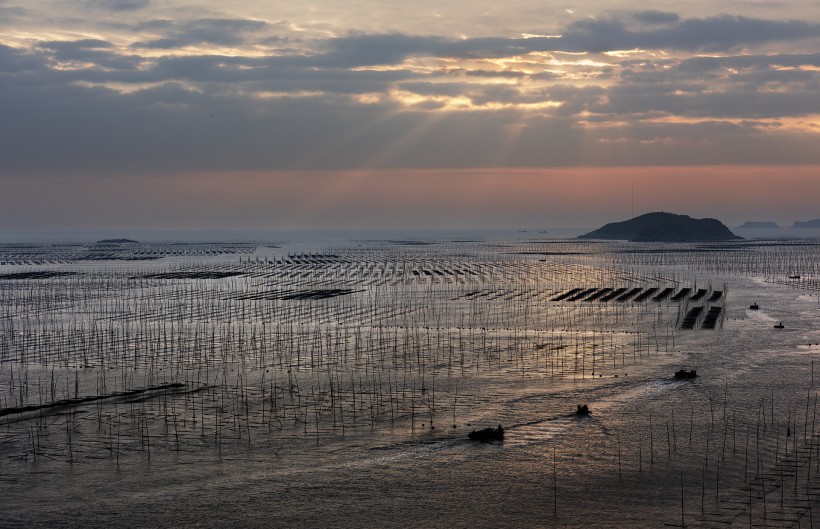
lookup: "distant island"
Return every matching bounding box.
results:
[737,221,780,229]
[579,212,742,242]
[96,238,139,244]
[792,219,820,228]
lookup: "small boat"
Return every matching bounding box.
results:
[749,303,759,310]
[575,404,590,416]
[789,275,801,279]
[674,369,698,380]
[467,425,504,442]
[774,322,785,329]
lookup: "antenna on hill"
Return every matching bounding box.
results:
[631,182,634,219]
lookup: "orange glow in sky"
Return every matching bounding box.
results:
[3,165,818,231]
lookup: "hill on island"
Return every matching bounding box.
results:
[579,212,742,242]
[792,219,820,228]
[737,221,780,229]
[96,238,139,244]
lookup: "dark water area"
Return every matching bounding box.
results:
[2,236,820,527]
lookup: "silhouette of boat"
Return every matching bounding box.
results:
[774,322,785,329]
[789,275,801,279]
[575,404,590,416]
[749,303,759,310]
[674,369,697,380]
[468,425,504,442]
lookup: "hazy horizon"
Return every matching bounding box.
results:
[4,222,820,246]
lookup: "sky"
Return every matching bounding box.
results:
[1,0,819,232]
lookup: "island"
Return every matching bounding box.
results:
[792,219,820,228]
[95,238,139,244]
[737,221,780,229]
[578,212,742,242]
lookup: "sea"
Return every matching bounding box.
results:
[1,229,819,528]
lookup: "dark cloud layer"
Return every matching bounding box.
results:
[134,18,269,48]
[2,78,819,176]
[320,15,820,63]
[632,10,680,24]
[0,44,43,72]
[84,0,150,11]
[1,11,819,176]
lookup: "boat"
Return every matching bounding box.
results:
[789,275,801,279]
[674,369,697,380]
[467,425,504,442]
[749,303,759,310]
[774,322,785,329]
[575,404,590,416]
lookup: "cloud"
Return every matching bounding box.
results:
[2,71,819,178]
[36,39,142,73]
[465,69,528,79]
[1,9,820,179]
[598,82,820,119]
[632,10,680,24]
[0,5,27,19]
[311,15,820,62]
[134,18,269,49]
[556,15,820,53]
[0,44,45,73]
[318,33,448,67]
[676,52,820,73]
[83,0,150,11]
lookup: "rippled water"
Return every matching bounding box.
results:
[1,237,819,527]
